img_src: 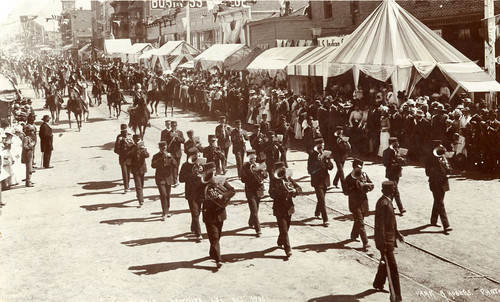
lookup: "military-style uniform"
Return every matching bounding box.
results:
[128,138,149,206]
[164,125,185,182]
[151,144,177,218]
[179,149,203,238]
[114,125,133,191]
[307,141,333,224]
[203,136,225,175]
[215,119,231,173]
[230,122,246,178]
[382,139,405,214]
[332,127,350,189]
[241,152,268,236]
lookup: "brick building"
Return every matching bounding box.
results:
[110,1,148,43]
[310,0,500,65]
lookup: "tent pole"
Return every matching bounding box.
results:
[484,0,496,108]
[449,85,461,101]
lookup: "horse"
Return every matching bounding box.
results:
[43,82,63,124]
[31,73,44,98]
[128,91,150,138]
[146,76,167,116]
[91,79,105,107]
[67,83,89,131]
[106,83,124,118]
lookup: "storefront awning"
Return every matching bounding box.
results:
[247,46,314,78]
[152,41,199,57]
[287,46,338,77]
[194,44,252,71]
[438,62,500,92]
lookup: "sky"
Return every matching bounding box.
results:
[0,0,91,25]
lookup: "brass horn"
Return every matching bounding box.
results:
[187,153,198,164]
[433,145,447,158]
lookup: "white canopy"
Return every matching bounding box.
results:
[322,0,500,95]
[104,39,132,56]
[125,43,153,64]
[247,47,314,79]
[150,41,200,71]
[194,44,252,71]
[287,46,338,77]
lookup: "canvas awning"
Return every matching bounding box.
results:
[438,62,500,92]
[322,0,500,97]
[104,39,132,55]
[152,41,200,57]
[226,48,264,72]
[62,44,77,51]
[178,60,194,69]
[247,47,314,79]
[139,49,156,60]
[287,46,338,77]
[194,44,252,71]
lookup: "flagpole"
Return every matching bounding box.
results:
[485,0,496,107]
[186,1,191,45]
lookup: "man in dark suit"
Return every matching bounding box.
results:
[151,141,177,220]
[215,116,231,174]
[373,181,404,302]
[307,138,333,226]
[230,120,247,178]
[114,124,133,193]
[302,115,320,154]
[39,115,53,168]
[180,148,205,241]
[195,162,236,268]
[425,140,453,233]
[274,115,294,167]
[332,126,350,189]
[383,137,406,215]
[128,135,149,207]
[241,150,268,237]
[260,113,271,133]
[344,158,374,250]
[184,129,203,155]
[165,121,185,185]
[270,162,302,258]
[203,135,224,175]
[250,124,265,163]
[159,120,171,142]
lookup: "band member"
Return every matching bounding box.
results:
[215,116,231,175]
[160,120,171,142]
[128,134,149,207]
[203,135,225,175]
[114,124,133,193]
[195,162,236,268]
[260,113,271,133]
[184,129,203,155]
[230,120,247,178]
[307,138,334,226]
[383,137,406,215]
[262,131,283,175]
[303,115,320,154]
[151,141,177,220]
[241,150,268,237]
[270,162,302,258]
[373,181,404,302]
[39,115,54,169]
[425,140,453,233]
[274,115,294,167]
[179,147,205,241]
[166,120,185,184]
[250,124,265,163]
[332,126,350,189]
[344,158,374,250]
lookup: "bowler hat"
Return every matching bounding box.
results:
[42,115,50,122]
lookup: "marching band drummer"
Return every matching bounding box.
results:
[179,147,205,242]
[344,158,374,250]
[195,162,236,268]
[241,149,268,237]
[270,162,302,258]
[151,141,177,220]
[307,138,334,227]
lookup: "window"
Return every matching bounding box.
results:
[324,1,332,20]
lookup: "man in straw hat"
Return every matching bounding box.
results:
[241,149,268,237]
[373,181,404,302]
[151,141,177,220]
[425,140,453,234]
[270,161,302,258]
[307,138,333,226]
[344,158,374,250]
[383,137,406,215]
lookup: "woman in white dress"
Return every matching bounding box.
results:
[378,107,391,157]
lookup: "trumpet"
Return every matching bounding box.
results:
[250,162,267,184]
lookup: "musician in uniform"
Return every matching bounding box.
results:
[270,162,302,258]
[241,150,268,237]
[425,140,453,233]
[263,131,283,176]
[128,134,149,207]
[203,135,225,175]
[382,137,406,215]
[373,181,404,302]
[332,126,350,189]
[344,158,374,250]
[274,115,295,167]
[165,121,185,185]
[307,138,334,226]
[230,120,247,178]
[184,129,203,155]
[250,124,265,163]
[195,162,236,268]
[215,116,231,175]
[151,141,177,220]
[160,120,171,142]
[114,124,133,193]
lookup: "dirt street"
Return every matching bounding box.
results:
[1,84,499,302]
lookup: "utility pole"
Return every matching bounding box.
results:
[485,0,496,107]
[186,1,191,44]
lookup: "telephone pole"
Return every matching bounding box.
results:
[485,0,496,107]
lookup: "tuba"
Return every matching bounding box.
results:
[433,145,452,173]
[250,162,267,184]
[192,157,206,177]
[202,172,229,208]
[274,168,297,198]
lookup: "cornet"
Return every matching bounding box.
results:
[250,162,267,184]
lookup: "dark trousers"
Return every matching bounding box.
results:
[281,147,288,168]
[25,156,33,184]
[156,180,171,216]
[314,185,328,222]
[351,208,368,244]
[173,156,181,183]
[205,220,224,262]
[333,158,345,188]
[132,173,145,204]
[389,177,404,213]
[234,151,244,178]
[431,188,450,228]
[221,147,229,171]
[188,198,202,237]
[246,191,261,233]
[276,215,292,253]
[374,250,402,302]
[120,163,131,190]
[42,150,52,168]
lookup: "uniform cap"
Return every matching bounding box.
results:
[382,181,395,190]
[353,158,364,168]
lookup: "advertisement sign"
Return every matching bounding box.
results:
[317,35,349,47]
